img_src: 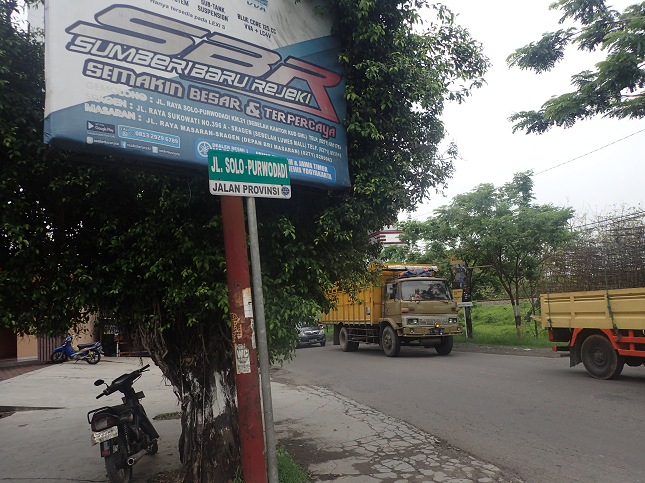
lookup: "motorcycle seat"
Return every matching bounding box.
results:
[97,403,130,417]
[77,343,97,349]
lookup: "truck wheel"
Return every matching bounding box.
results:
[435,336,453,356]
[339,327,353,352]
[381,325,400,357]
[581,334,624,380]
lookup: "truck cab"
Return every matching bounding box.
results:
[379,273,460,356]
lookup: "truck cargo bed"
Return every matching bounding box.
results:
[540,287,645,330]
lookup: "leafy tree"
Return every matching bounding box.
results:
[398,173,574,337]
[386,215,503,300]
[0,1,488,481]
[506,0,645,133]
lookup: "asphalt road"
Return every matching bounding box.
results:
[272,342,645,483]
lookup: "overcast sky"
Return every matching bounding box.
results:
[402,0,645,222]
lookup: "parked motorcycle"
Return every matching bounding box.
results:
[51,335,103,364]
[88,364,159,483]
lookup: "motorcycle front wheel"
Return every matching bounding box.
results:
[50,351,66,363]
[86,351,101,364]
[105,437,132,483]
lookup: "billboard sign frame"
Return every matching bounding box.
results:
[44,0,349,189]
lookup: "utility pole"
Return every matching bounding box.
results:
[221,195,268,483]
[246,197,279,483]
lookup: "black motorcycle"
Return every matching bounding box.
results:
[88,364,160,483]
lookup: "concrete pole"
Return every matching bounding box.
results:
[220,195,268,483]
[246,197,279,483]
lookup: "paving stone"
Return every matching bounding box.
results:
[272,383,524,483]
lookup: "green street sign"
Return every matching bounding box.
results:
[208,150,291,199]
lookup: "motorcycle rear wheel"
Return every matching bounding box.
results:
[86,351,101,364]
[105,437,132,483]
[50,351,66,363]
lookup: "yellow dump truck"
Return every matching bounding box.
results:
[536,287,645,379]
[321,264,461,357]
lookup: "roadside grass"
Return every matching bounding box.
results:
[275,446,308,483]
[232,446,308,483]
[456,302,556,348]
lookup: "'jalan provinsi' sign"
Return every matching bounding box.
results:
[208,151,290,199]
[43,0,349,189]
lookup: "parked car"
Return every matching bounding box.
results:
[296,324,326,347]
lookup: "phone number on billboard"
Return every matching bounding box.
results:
[118,126,181,148]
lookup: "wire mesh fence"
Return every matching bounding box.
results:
[540,209,645,293]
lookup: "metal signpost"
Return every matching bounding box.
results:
[213,150,290,483]
[220,195,268,483]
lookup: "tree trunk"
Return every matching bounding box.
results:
[137,319,241,483]
[464,307,473,339]
[513,304,523,339]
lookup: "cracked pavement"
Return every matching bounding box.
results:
[272,383,524,483]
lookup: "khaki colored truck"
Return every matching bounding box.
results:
[536,287,645,379]
[321,265,461,357]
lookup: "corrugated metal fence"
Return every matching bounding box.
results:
[38,336,64,363]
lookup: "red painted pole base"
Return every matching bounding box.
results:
[221,195,268,483]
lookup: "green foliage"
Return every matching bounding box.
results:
[392,173,575,310]
[0,7,97,336]
[507,0,645,133]
[506,29,576,74]
[327,0,489,214]
[276,447,308,483]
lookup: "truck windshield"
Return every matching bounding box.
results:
[400,280,451,301]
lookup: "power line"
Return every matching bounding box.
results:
[533,128,645,175]
[404,128,645,221]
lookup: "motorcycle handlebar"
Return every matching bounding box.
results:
[94,365,150,398]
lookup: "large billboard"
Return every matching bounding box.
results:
[44,0,349,189]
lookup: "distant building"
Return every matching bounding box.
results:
[368,226,404,245]
[0,329,40,362]
[0,319,99,364]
